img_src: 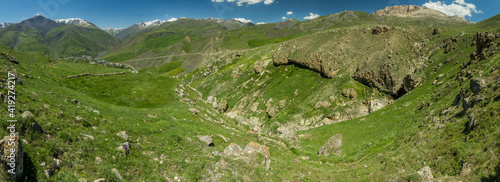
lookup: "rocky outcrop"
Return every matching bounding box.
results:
[317,134,342,157]
[374,5,472,24]
[265,99,277,118]
[372,25,390,35]
[0,133,23,181]
[315,101,331,109]
[116,131,128,141]
[472,32,499,61]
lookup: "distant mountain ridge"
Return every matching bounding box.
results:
[374,5,473,24]
[0,15,119,57]
[0,22,13,28]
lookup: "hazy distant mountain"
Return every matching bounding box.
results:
[103,28,125,37]
[55,18,99,28]
[0,15,119,57]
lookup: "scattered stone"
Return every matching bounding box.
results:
[253,61,263,74]
[79,178,87,182]
[76,116,83,121]
[470,78,486,94]
[250,102,259,112]
[21,111,33,119]
[317,134,342,157]
[341,88,357,99]
[467,113,476,131]
[116,131,128,141]
[315,101,331,109]
[294,89,299,97]
[189,108,200,114]
[217,99,228,113]
[94,178,106,182]
[224,143,243,156]
[112,168,123,181]
[198,135,214,146]
[0,133,23,181]
[95,157,102,164]
[80,134,94,140]
[93,110,101,115]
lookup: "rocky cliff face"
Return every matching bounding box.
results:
[374,5,473,24]
[273,26,427,97]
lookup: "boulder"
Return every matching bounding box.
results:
[116,131,128,141]
[341,88,357,99]
[372,25,390,35]
[266,99,277,118]
[207,96,215,104]
[317,134,342,157]
[0,133,23,181]
[294,89,299,97]
[253,61,263,74]
[217,99,228,113]
[197,135,214,146]
[71,99,81,105]
[470,78,486,94]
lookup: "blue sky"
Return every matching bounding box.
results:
[0,0,498,28]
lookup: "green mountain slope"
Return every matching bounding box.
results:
[0,8,498,182]
[0,15,120,58]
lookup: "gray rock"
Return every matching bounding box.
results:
[198,135,214,146]
[72,99,81,105]
[253,61,263,74]
[470,78,486,94]
[278,99,287,108]
[212,150,226,157]
[116,131,128,141]
[467,113,476,131]
[224,143,243,156]
[31,121,43,134]
[79,178,87,182]
[21,111,33,119]
[317,134,342,157]
[341,88,357,99]
[80,134,94,140]
[266,99,277,118]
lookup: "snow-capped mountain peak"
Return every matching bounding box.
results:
[136,19,165,29]
[55,18,95,28]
